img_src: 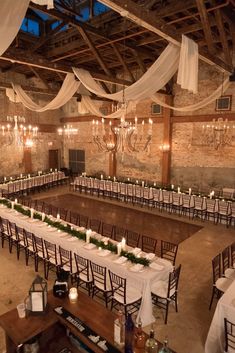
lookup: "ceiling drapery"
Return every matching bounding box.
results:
[12,74,80,112]
[81,95,137,119]
[73,43,181,102]
[177,35,198,94]
[0,0,30,56]
[151,77,230,112]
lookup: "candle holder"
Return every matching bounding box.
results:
[69,287,78,303]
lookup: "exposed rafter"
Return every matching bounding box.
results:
[98,0,233,73]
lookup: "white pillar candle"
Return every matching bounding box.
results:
[4,177,6,182]
[177,187,181,193]
[28,174,30,178]
[69,287,78,303]
[14,198,17,204]
[136,180,139,184]
[142,181,144,187]
[117,242,122,256]
[20,174,22,178]
[30,208,34,219]
[50,168,52,172]
[101,174,103,180]
[11,201,14,209]
[171,184,174,190]
[189,188,192,196]
[86,229,92,243]
[114,176,116,182]
[56,213,60,221]
[42,212,45,222]
[121,237,126,251]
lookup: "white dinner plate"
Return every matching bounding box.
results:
[113,256,127,265]
[129,264,144,272]
[83,243,96,250]
[149,262,164,271]
[97,249,111,257]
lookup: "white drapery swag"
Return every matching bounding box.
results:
[0,0,30,56]
[81,95,137,119]
[177,35,198,94]
[6,88,21,103]
[31,0,54,9]
[73,43,180,102]
[151,77,230,112]
[12,73,81,112]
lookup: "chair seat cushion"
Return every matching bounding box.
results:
[215,277,233,292]
[114,286,142,305]
[224,268,235,280]
[151,280,175,298]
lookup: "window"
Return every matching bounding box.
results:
[69,149,85,175]
[215,96,232,111]
[151,103,162,115]
[21,18,40,36]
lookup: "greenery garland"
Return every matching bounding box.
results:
[0,198,150,267]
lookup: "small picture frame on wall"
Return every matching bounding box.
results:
[151,103,162,115]
[215,95,232,111]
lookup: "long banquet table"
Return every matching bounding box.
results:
[205,280,235,353]
[0,171,66,194]
[0,204,173,327]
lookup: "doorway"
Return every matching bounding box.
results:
[49,149,59,170]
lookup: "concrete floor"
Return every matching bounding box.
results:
[0,186,234,353]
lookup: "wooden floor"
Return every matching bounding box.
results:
[38,192,201,245]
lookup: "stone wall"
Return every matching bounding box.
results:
[0,64,235,190]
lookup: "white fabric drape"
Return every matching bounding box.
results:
[0,0,30,56]
[151,77,230,112]
[177,35,198,94]
[73,43,180,102]
[31,0,54,9]
[81,95,136,119]
[12,74,81,111]
[6,88,21,103]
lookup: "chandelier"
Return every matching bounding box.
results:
[202,118,235,149]
[92,114,153,153]
[0,115,38,147]
[57,124,78,138]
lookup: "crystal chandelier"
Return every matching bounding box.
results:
[57,124,78,138]
[202,118,235,149]
[92,114,153,153]
[0,115,38,147]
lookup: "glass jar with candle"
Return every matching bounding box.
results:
[69,287,78,303]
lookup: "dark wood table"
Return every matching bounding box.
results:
[0,291,176,353]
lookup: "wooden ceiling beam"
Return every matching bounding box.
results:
[0,48,133,86]
[111,43,135,82]
[131,49,146,74]
[195,0,215,54]
[212,3,232,66]
[98,0,232,72]
[27,65,51,90]
[49,29,151,61]
[30,21,67,53]
[77,27,112,76]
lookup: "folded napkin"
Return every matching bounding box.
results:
[145,253,155,261]
[131,247,142,256]
[150,262,164,271]
[84,243,96,250]
[98,249,111,257]
[130,264,144,272]
[114,256,127,264]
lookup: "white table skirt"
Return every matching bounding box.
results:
[0,205,172,327]
[0,171,66,191]
[205,280,235,353]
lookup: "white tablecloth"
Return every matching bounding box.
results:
[0,205,172,327]
[205,280,235,353]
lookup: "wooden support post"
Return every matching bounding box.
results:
[109,151,117,177]
[23,147,32,174]
[161,96,172,185]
